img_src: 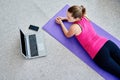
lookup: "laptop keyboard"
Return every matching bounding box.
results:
[29,34,38,57]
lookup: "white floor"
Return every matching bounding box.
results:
[0,0,120,80]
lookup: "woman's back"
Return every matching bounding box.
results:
[75,17,108,59]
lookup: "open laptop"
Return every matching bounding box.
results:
[19,29,46,59]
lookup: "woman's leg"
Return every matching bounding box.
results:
[108,40,120,65]
[93,41,120,78]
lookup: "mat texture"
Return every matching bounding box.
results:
[42,4,120,80]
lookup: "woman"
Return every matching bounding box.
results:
[55,5,120,78]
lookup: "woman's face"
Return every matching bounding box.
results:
[67,11,78,22]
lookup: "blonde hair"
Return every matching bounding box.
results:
[68,5,86,19]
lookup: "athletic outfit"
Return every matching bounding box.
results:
[74,16,120,78]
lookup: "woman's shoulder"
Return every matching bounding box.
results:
[71,23,82,31]
[71,23,82,36]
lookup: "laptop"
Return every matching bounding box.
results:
[19,29,46,59]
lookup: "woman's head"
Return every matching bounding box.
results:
[67,5,86,22]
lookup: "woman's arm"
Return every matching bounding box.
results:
[56,17,81,38]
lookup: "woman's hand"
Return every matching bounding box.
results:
[56,17,68,24]
[56,17,63,24]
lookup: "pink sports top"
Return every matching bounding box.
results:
[75,17,108,59]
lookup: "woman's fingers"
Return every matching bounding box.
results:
[56,18,60,24]
[56,17,63,24]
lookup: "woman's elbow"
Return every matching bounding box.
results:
[65,34,72,38]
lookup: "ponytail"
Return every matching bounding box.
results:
[80,5,86,16]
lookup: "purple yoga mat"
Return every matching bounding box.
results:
[42,5,120,80]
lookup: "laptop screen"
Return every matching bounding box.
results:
[20,30,26,56]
